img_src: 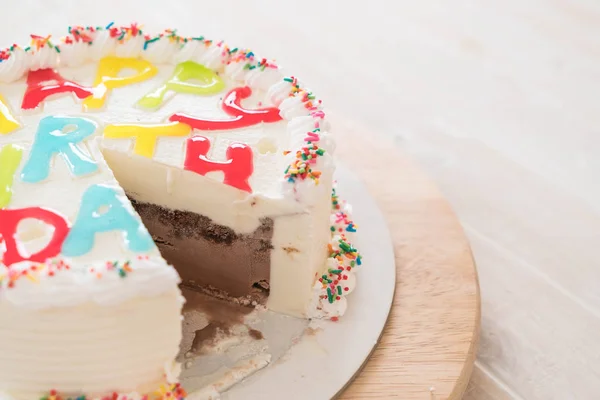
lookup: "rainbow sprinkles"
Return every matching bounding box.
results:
[0,22,362,400]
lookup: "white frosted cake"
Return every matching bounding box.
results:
[0,24,362,399]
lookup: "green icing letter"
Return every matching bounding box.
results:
[0,144,24,208]
[137,61,225,109]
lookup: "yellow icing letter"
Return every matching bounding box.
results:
[0,94,20,134]
[137,61,224,109]
[83,56,158,110]
[0,144,24,208]
[104,121,191,158]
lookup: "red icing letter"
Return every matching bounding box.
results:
[21,68,95,110]
[170,86,282,131]
[184,136,253,193]
[0,207,70,266]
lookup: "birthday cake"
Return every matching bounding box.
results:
[0,24,362,399]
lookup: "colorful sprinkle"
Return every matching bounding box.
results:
[39,383,186,400]
[284,140,326,183]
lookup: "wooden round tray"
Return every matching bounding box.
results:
[331,114,481,399]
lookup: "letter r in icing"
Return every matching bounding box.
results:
[138,61,224,109]
[83,56,158,110]
[21,116,98,183]
[184,136,254,193]
[62,184,154,257]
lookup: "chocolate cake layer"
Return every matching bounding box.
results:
[129,198,273,299]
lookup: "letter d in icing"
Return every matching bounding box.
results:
[83,56,158,110]
[62,184,154,257]
[21,116,98,183]
[0,207,70,266]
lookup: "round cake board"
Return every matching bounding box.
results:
[180,114,480,400]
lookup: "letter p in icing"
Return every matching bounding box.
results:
[137,61,224,109]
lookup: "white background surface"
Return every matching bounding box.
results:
[1,1,597,399]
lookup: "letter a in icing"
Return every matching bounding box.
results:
[0,144,23,208]
[0,207,70,267]
[62,184,154,257]
[184,135,253,193]
[170,86,282,131]
[21,68,95,110]
[83,56,158,110]
[104,121,191,158]
[21,116,98,183]
[0,94,20,134]
[137,61,224,109]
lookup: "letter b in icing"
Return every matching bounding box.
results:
[62,184,154,257]
[137,61,224,109]
[21,116,98,183]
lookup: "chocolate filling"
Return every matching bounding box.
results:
[129,198,273,303]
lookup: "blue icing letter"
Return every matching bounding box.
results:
[21,115,98,183]
[62,184,155,257]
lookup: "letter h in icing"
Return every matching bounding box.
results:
[184,136,254,193]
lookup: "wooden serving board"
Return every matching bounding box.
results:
[331,114,481,400]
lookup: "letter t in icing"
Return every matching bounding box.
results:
[21,116,98,183]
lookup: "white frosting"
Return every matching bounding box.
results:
[198,43,229,70]
[143,36,180,64]
[175,39,209,63]
[0,290,183,399]
[90,29,116,60]
[59,40,91,67]
[224,59,249,82]
[114,35,145,58]
[27,45,59,71]
[1,256,181,309]
[0,48,30,83]
[245,67,283,91]
[279,95,320,120]
[267,79,293,105]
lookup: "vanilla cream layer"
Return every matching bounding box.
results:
[0,289,184,399]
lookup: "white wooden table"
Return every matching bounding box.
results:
[3,1,599,398]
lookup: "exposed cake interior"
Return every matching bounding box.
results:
[129,198,273,304]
